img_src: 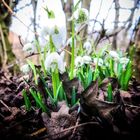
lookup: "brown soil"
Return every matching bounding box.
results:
[0,70,140,140]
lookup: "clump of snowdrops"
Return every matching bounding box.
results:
[21,1,132,112]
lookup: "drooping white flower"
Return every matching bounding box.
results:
[119,57,130,70]
[109,51,119,60]
[71,8,89,31]
[119,57,129,65]
[75,56,83,67]
[20,64,30,74]
[23,43,35,55]
[73,8,89,24]
[83,56,92,64]
[93,58,103,66]
[45,52,65,73]
[75,55,92,68]
[83,41,92,54]
[42,14,66,50]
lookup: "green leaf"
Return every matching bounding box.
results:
[98,66,105,80]
[107,83,113,102]
[44,7,55,18]
[30,89,47,112]
[36,69,55,105]
[117,63,123,80]
[27,60,38,85]
[74,0,81,11]
[123,61,132,90]
[22,89,31,111]
[71,87,76,106]
[87,69,93,86]
[56,82,63,101]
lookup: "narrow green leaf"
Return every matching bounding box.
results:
[27,60,38,85]
[107,83,113,102]
[22,89,31,111]
[71,87,76,106]
[87,69,93,86]
[30,89,47,112]
[123,61,132,90]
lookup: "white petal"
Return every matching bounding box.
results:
[20,64,30,74]
[93,58,103,66]
[109,51,119,60]
[23,43,35,55]
[83,41,92,54]
[83,56,92,64]
[75,56,83,67]
[45,52,65,73]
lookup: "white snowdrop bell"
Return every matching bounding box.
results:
[45,52,65,73]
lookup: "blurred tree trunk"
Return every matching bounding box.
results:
[62,0,73,67]
[80,0,91,41]
[134,22,140,82]
[112,0,119,49]
[0,0,17,73]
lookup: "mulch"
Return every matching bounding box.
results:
[0,69,140,140]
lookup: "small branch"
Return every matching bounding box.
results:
[112,0,120,49]
[40,122,99,139]
[92,0,103,30]
[0,24,8,70]
[14,2,32,12]
[1,0,40,39]
[0,100,11,112]
[104,1,114,21]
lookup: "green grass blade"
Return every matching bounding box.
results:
[27,60,38,85]
[30,89,47,112]
[22,89,31,111]
[107,83,113,102]
[71,87,76,106]
[123,61,132,90]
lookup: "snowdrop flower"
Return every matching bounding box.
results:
[83,41,92,54]
[73,8,89,24]
[83,56,92,64]
[71,8,89,31]
[75,55,92,68]
[42,16,66,50]
[75,56,83,67]
[93,58,103,66]
[119,57,129,64]
[45,52,65,73]
[41,8,66,50]
[109,51,119,60]
[23,43,35,55]
[119,57,130,69]
[20,64,30,74]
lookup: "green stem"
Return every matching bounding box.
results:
[35,41,47,77]
[70,20,75,79]
[52,66,60,102]
[50,35,55,52]
[52,70,57,100]
[110,59,114,77]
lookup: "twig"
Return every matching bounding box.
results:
[92,0,103,30]
[0,112,5,118]
[71,118,79,138]
[40,122,99,139]
[112,0,120,49]
[1,0,39,38]
[104,1,114,21]
[30,127,47,137]
[0,100,11,112]
[0,24,8,70]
